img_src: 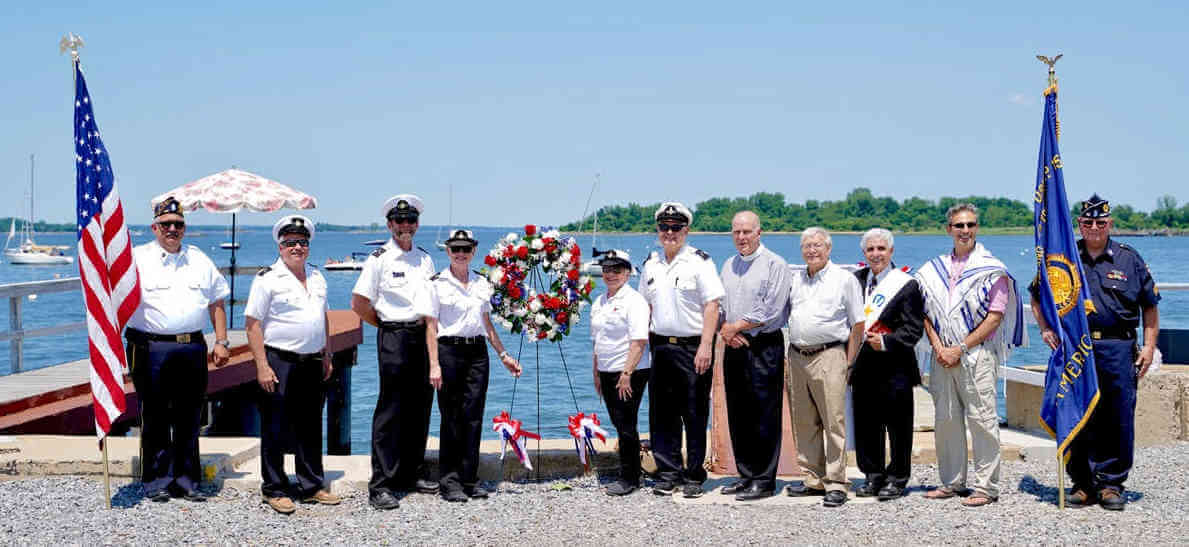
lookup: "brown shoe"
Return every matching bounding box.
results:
[1067,489,1097,507]
[263,496,297,514]
[303,489,342,505]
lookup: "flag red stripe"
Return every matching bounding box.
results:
[80,266,127,398]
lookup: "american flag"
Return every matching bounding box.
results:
[74,60,141,440]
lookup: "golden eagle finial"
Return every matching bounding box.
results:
[1036,54,1063,68]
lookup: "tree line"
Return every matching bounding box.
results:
[560,189,1187,233]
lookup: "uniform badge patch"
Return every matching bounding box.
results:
[1106,270,1127,282]
[392,271,405,278]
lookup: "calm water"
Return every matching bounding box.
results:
[4,228,1187,454]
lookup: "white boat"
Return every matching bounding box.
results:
[220,242,241,250]
[324,251,370,271]
[434,185,453,251]
[4,155,72,266]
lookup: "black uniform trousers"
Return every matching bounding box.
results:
[723,330,785,489]
[259,346,326,498]
[1066,339,1138,494]
[599,368,651,483]
[851,378,914,488]
[369,324,434,496]
[126,334,207,496]
[648,334,712,484]
[436,339,490,493]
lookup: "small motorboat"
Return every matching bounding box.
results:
[220,242,241,250]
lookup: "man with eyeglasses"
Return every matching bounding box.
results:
[716,211,791,501]
[916,203,1025,508]
[638,201,724,498]
[784,227,863,507]
[1029,194,1160,511]
[351,194,438,510]
[244,215,341,513]
[125,196,230,503]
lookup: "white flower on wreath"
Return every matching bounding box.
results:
[569,313,580,325]
[528,299,542,312]
[544,229,560,240]
[504,233,518,244]
[513,306,528,318]
[579,275,591,287]
[488,267,504,284]
[559,251,571,265]
[531,238,544,250]
[534,312,549,325]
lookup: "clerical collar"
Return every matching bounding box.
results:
[739,243,765,263]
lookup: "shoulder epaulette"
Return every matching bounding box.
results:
[695,249,711,260]
[1117,242,1135,252]
[430,272,442,281]
[256,266,272,276]
[371,247,387,257]
[643,252,655,265]
[418,246,430,255]
[472,269,484,277]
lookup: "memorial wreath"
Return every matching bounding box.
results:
[481,225,595,342]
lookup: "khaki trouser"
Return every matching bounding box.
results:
[785,345,849,492]
[930,346,1001,498]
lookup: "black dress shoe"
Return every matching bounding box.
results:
[785,484,826,497]
[822,490,848,507]
[370,491,401,510]
[1099,489,1126,511]
[735,484,775,501]
[652,480,679,495]
[877,484,905,501]
[721,480,751,495]
[856,481,884,497]
[442,489,469,503]
[1066,488,1097,507]
[464,485,490,499]
[606,480,637,496]
[146,490,171,503]
[682,483,705,498]
[413,478,440,494]
[181,490,208,502]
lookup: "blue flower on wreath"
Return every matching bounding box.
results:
[491,293,503,307]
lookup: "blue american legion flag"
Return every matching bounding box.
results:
[1032,87,1099,457]
[74,59,141,440]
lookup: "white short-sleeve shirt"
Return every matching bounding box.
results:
[127,240,230,334]
[590,285,651,372]
[637,245,725,337]
[244,258,328,354]
[427,269,493,338]
[351,239,435,322]
[787,261,865,346]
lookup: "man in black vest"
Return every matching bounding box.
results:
[850,228,924,501]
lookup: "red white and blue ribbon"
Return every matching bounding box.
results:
[492,411,540,470]
[567,412,609,470]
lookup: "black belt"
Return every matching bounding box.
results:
[649,333,702,346]
[266,345,323,363]
[742,330,784,344]
[439,335,485,345]
[380,319,425,329]
[126,327,204,345]
[790,340,843,356]
[1091,328,1136,341]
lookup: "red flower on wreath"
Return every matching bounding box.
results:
[509,286,522,299]
[556,311,568,324]
[484,255,497,266]
[536,330,548,340]
[525,224,536,236]
[567,269,580,281]
[517,246,529,260]
[547,296,561,309]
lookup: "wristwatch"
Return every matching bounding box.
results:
[959,342,969,353]
[498,350,511,360]
[215,339,231,349]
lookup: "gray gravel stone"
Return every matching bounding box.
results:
[1,443,1186,545]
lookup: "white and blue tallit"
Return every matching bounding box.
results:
[914,243,1027,367]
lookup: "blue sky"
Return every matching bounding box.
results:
[2,2,1186,227]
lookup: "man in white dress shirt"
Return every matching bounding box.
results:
[784,227,864,507]
[638,201,724,498]
[245,215,341,514]
[125,196,229,503]
[350,194,438,510]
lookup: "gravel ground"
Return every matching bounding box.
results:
[2,443,1187,545]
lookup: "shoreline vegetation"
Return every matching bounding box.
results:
[559,189,1189,234]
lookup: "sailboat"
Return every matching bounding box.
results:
[4,155,72,265]
[434,184,453,251]
[579,174,604,278]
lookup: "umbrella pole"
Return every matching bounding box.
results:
[229,213,236,328]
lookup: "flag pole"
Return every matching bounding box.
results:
[1037,51,1064,509]
[62,31,113,510]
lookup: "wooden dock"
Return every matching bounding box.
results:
[0,310,362,436]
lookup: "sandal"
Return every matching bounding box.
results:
[924,486,958,500]
[961,494,997,507]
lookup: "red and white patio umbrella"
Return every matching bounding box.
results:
[151,168,318,325]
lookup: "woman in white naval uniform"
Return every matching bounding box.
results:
[590,249,651,496]
[426,229,522,502]
[244,215,341,514]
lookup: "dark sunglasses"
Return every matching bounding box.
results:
[1079,219,1109,228]
[388,216,419,225]
[950,222,978,229]
[156,220,185,230]
[657,223,687,233]
[448,245,474,254]
[280,239,310,248]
